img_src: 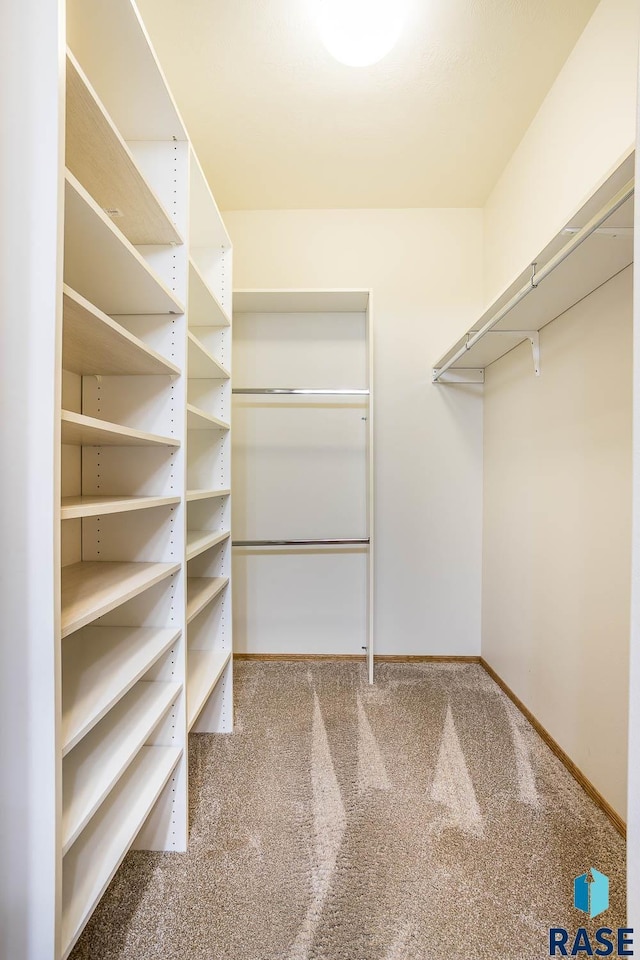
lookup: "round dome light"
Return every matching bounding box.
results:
[315,0,407,67]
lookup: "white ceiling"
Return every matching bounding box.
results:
[136,0,600,210]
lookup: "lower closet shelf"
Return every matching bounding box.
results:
[188,648,232,730]
[62,625,180,754]
[62,744,182,958]
[186,576,229,624]
[186,488,231,502]
[62,679,181,853]
[61,560,180,638]
[186,529,230,561]
[61,494,180,520]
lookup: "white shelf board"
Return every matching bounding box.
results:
[233,289,370,314]
[66,0,186,142]
[64,171,184,316]
[186,529,230,562]
[186,577,229,624]
[62,679,180,853]
[61,410,179,448]
[187,331,230,379]
[61,495,179,520]
[61,626,180,753]
[433,163,635,375]
[186,404,230,432]
[186,488,231,503]
[66,52,182,246]
[61,744,181,958]
[62,286,180,377]
[187,649,231,730]
[188,259,231,327]
[189,148,231,249]
[61,562,180,639]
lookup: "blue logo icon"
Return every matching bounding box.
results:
[574,868,609,920]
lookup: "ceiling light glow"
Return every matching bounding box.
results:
[315,0,406,67]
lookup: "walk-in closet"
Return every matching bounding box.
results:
[2,0,640,957]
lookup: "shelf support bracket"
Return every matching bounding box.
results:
[528,330,541,376]
[485,330,541,376]
[431,368,484,385]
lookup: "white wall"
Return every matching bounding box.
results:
[224,209,484,655]
[627,105,640,932]
[483,0,639,304]
[482,267,632,819]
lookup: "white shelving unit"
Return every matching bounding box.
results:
[432,156,635,383]
[185,151,234,738]
[1,2,235,956]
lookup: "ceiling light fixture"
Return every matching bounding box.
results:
[314,0,407,67]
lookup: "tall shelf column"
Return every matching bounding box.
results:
[185,151,234,736]
[60,1,192,955]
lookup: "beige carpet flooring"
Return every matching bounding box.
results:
[70,661,626,960]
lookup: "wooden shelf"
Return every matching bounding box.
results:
[186,488,231,502]
[61,625,180,752]
[186,404,230,431]
[189,150,231,249]
[234,289,370,314]
[187,649,231,730]
[188,259,231,327]
[61,410,179,448]
[64,171,184,316]
[66,0,187,142]
[66,52,182,247]
[186,530,230,562]
[187,331,230,379]
[61,744,181,957]
[62,286,180,377]
[61,562,180,639]
[432,162,634,380]
[62,679,180,853]
[61,494,179,520]
[187,577,229,624]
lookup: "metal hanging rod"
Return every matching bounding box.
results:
[432,178,634,383]
[232,388,369,396]
[233,538,370,547]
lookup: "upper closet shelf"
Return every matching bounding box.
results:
[432,157,635,384]
[66,0,187,142]
[186,405,230,432]
[64,172,184,316]
[188,260,231,327]
[63,287,180,377]
[66,52,182,247]
[187,332,230,379]
[233,289,370,314]
[61,411,179,448]
[189,149,231,250]
[61,495,180,521]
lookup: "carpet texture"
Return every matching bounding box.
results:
[70,661,626,960]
